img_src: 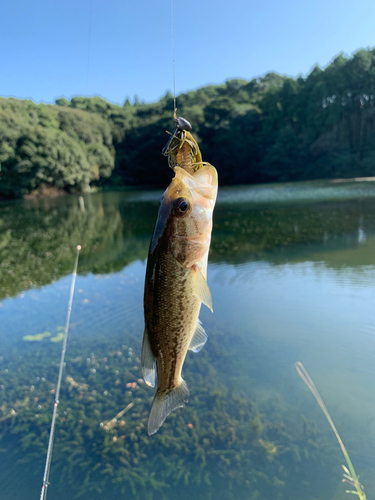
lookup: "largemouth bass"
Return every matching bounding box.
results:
[142,121,218,435]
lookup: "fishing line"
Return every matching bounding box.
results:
[39,245,81,500]
[171,0,176,116]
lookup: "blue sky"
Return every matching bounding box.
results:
[1,0,375,105]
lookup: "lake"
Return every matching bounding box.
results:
[1,179,375,500]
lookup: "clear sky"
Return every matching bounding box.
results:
[1,0,375,105]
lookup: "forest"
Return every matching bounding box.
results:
[1,47,375,198]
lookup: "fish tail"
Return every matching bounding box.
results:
[148,380,189,435]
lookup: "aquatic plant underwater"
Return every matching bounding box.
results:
[0,324,341,500]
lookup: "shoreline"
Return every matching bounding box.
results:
[329,176,375,183]
[2,176,375,202]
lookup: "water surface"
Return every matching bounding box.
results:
[1,180,375,500]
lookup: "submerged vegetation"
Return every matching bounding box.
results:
[0,330,339,500]
[2,48,375,198]
[23,327,66,343]
[23,332,52,342]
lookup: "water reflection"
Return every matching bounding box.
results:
[1,184,375,301]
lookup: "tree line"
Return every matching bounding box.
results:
[1,47,375,198]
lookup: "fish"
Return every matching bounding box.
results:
[142,121,218,435]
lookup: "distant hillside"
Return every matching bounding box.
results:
[1,47,375,198]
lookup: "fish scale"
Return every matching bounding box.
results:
[149,251,200,389]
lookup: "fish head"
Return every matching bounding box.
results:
[151,164,218,269]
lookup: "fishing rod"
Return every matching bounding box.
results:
[39,6,92,492]
[39,245,81,500]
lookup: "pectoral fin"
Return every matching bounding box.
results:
[188,319,208,352]
[195,266,213,312]
[141,327,156,387]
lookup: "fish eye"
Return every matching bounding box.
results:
[174,197,190,216]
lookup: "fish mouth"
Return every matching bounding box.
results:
[191,163,218,189]
[172,166,218,204]
[174,164,218,200]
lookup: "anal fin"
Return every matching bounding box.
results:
[188,319,207,352]
[141,327,156,387]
